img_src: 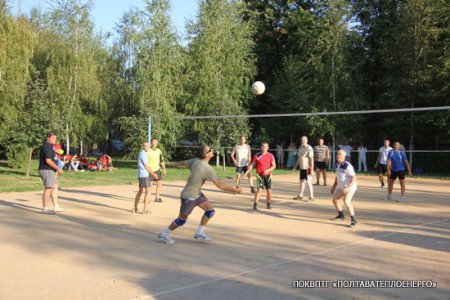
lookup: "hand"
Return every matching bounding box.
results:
[374,163,378,168]
[235,187,242,194]
[262,170,270,175]
[151,173,159,180]
[163,169,167,176]
[343,188,349,194]
[330,187,335,194]
[233,161,238,167]
[310,169,315,175]
[57,168,63,175]
[408,171,412,177]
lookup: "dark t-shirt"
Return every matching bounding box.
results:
[39,142,57,170]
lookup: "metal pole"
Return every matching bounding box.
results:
[148,115,152,143]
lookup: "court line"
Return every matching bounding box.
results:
[132,217,449,300]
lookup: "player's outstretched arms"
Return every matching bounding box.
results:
[212,178,242,194]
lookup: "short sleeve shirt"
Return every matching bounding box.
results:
[137,150,149,178]
[297,145,313,169]
[336,161,357,189]
[388,150,407,171]
[233,144,251,167]
[148,148,163,171]
[379,146,393,165]
[39,142,57,170]
[181,158,218,199]
[252,152,275,175]
[314,145,329,162]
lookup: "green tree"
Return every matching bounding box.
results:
[184,0,257,149]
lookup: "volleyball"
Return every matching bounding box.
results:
[252,81,265,95]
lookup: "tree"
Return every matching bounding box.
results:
[184,0,257,149]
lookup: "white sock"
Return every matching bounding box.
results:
[162,227,171,236]
[197,225,205,234]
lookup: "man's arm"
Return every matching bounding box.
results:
[404,158,412,176]
[166,160,186,168]
[374,152,381,167]
[231,146,238,166]
[160,153,167,175]
[330,177,338,194]
[263,159,276,175]
[309,149,314,174]
[244,161,255,177]
[144,163,158,179]
[211,178,241,194]
[386,159,391,176]
[45,158,63,174]
[247,146,252,166]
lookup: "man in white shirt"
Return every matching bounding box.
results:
[231,136,256,193]
[357,143,368,172]
[293,136,314,201]
[374,140,393,190]
[330,150,358,227]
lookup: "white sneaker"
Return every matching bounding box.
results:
[384,195,392,201]
[398,196,406,202]
[158,232,175,244]
[194,232,212,241]
[54,206,64,213]
[379,185,385,190]
[42,208,54,214]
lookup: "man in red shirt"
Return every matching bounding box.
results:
[245,142,276,210]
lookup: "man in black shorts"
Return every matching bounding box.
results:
[245,142,276,210]
[386,141,412,201]
[231,136,256,193]
[157,144,241,244]
[374,140,392,190]
[314,138,329,185]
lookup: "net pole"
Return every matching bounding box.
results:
[148,115,152,143]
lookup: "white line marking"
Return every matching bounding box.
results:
[131,217,450,300]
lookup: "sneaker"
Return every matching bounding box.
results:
[293,195,303,200]
[323,183,327,186]
[131,207,139,213]
[397,196,406,202]
[250,186,256,194]
[158,232,175,244]
[314,182,320,186]
[350,217,358,228]
[384,195,392,201]
[266,203,272,210]
[379,185,385,191]
[308,197,314,202]
[54,206,64,213]
[142,209,151,214]
[333,214,345,220]
[194,232,212,241]
[154,198,163,203]
[42,208,54,214]
[253,203,258,210]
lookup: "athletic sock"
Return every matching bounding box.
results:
[162,227,171,236]
[196,225,205,235]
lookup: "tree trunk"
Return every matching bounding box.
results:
[222,151,226,171]
[25,147,33,180]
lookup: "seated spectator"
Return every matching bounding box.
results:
[105,154,113,171]
[79,155,89,170]
[97,155,108,171]
[69,155,80,172]
[87,160,98,171]
[63,154,73,170]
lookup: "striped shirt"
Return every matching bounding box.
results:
[314,145,329,162]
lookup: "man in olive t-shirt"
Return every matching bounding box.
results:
[157,144,241,244]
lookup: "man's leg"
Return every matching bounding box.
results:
[386,178,395,200]
[51,184,63,211]
[322,169,327,185]
[299,179,306,197]
[306,178,314,199]
[315,170,320,185]
[253,189,261,209]
[358,157,362,171]
[235,173,240,187]
[247,173,255,191]
[332,190,345,220]
[378,174,384,186]
[399,179,406,197]
[155,180,162,201]
[42,188,52,210]
[194,200,215,240]
[266,189,272,205]
[144,183,152,210]
[134,188,143,212]
[343,189,357,226]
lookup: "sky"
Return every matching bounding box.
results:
[8,0,199,41]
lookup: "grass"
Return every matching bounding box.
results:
[0,158,295,193]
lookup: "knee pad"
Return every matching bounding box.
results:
[204,209,215,218]
[174,217,186,227]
